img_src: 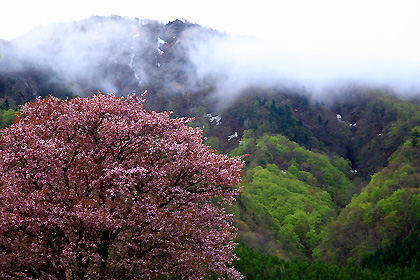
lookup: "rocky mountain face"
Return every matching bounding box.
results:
[0,16,219,110]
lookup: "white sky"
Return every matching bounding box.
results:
[1,0,420,61]
[1,0,420,91]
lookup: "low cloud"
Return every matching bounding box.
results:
[1,16,419,104]
[0,16,151,95]
[184,30,420,102]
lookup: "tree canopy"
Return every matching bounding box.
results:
[0,93,244,279]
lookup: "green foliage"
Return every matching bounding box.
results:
[266,100,312,144]
[243,165,334,258]
[348,92,420,177]
[233,131,353,206]
[0,108,18,128]
[362,226,420,269]
[233,132,355,259]
[406,126,420,147]
[318,144,420,264]
[230,243,420,280]
[2,99,9,110]
[2,109,17,127]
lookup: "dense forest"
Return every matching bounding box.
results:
[1,16,420,279]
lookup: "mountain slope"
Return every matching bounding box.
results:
[1,16,420,274]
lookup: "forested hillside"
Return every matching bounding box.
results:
[1,16,420,279]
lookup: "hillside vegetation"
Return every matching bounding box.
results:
[1,17,420,279]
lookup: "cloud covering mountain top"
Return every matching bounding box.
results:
[0,15,419,105]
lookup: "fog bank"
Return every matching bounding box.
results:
[0,16,419,103]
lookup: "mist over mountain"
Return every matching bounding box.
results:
[1,16,419,173]
[188,33,420,103]
[0,15,419,110]
[0,17,205,99]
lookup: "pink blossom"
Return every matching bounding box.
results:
[0,93,244,279]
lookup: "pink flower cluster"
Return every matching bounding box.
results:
[0,93,244,279]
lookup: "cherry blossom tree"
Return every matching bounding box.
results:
[0,93,244,279]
